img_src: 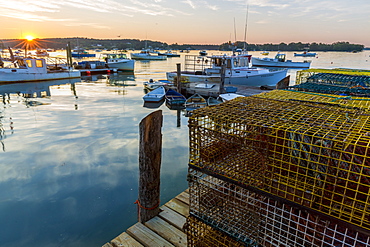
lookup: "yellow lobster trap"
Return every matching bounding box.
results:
[188,96,370,230]
[186,168,370,247]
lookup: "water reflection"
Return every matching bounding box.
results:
[0,78,80,100]
[0,75,189,247]
[143,99,165,108]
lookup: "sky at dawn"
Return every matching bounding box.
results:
[0,0,369,46]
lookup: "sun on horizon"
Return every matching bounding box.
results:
[25,35,35,41]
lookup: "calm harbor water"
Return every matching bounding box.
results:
[0,50,369,247]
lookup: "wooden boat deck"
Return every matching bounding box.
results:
[103,190,189,247]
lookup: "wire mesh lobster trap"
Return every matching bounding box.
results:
[186,168,370,247]
[257,90,370,112]
[292,69,370,96]
[188,96,370,230]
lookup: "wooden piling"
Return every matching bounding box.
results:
[137,110,163,223]
[219,62,226,94]
[176,63,182,92]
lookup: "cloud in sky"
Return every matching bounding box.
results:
[0,0,369,45]
[182,0,196,9]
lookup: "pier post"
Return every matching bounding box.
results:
[176,63,181,92]
[219,61,226,93]
[137,110,163,223]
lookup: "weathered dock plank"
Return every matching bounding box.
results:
[164,198,189,217]
[159,206,187,230]
[110,232,143,247]
[126,222,175,247]
[104,190,189,247]
[174,191,189,205]
[145,217,187,247]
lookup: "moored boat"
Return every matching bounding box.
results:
[166,51,288,87]
[130,50,167,60]
[0,57,81,83]
[143,79,173,90]
[35,49,49,57]
[158,50,180,57]
[219,93,245,101]
[165,88,186,106]
[199,50,207,56]
[71,50,96,58]
[207,96,223,106]
[294,51,317,57]
[101,53,135,71]
[185,93,207,112]
[142,86,166,102]
[252,53,311,68]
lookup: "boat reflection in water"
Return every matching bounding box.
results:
[143,98,165,108]
[104,73,137,87]
[0,78,80,104]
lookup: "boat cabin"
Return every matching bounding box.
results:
[103,53,129,60]
[208,54,252,71]
[274,53,286,62]
[183,54,252,76]
[12,58,48,73]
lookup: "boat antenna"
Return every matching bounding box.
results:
[243,3,249,52]
[233,17,237,44]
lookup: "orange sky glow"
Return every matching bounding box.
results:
[0,0,369,46]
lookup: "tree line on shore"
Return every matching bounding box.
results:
[221,41,364,52]
[0,38,365,52]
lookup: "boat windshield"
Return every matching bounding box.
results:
[25,60,32,68]
[36,59,44,67]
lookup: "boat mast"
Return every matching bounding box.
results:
[243,4,249,53]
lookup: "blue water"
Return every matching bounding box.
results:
[0,50,369,247]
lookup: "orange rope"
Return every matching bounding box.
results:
[134,199,160,210]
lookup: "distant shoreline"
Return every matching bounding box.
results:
[0,38,367,52]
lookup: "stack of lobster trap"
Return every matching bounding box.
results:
[185,94,370,246]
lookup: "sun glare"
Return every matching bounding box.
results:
[25,35,35,41]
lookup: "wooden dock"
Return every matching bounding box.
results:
[102,190,189,247]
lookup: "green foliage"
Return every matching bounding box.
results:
[219,41,364,52]
[0,38,365,52]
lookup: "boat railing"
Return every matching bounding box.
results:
[184,55,212,73]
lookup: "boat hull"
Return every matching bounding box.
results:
[71,53,96,58]
[252,57,311,68]
[166,69,287,87]
[130,54,166,60]
[294,53,316,57]
[0,70,81,83]
[165,89,186,105]
[107,60,135,71]
[143,86,166,102]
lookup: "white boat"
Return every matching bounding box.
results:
[0,57,81,83]
[71,50,96,58]
[252,53,311,68]
[35,49,49,57]
[101,53,135,71]
[158,50,180,57]
[185,93,207,112]
[294,51,317,57]
[130,50,167,60]
[142,86,166,102]
[219,93,245,101]
[207,96,223,106]
[143,79,173,90]
[166,51,288,87]
[199,50,207,56]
